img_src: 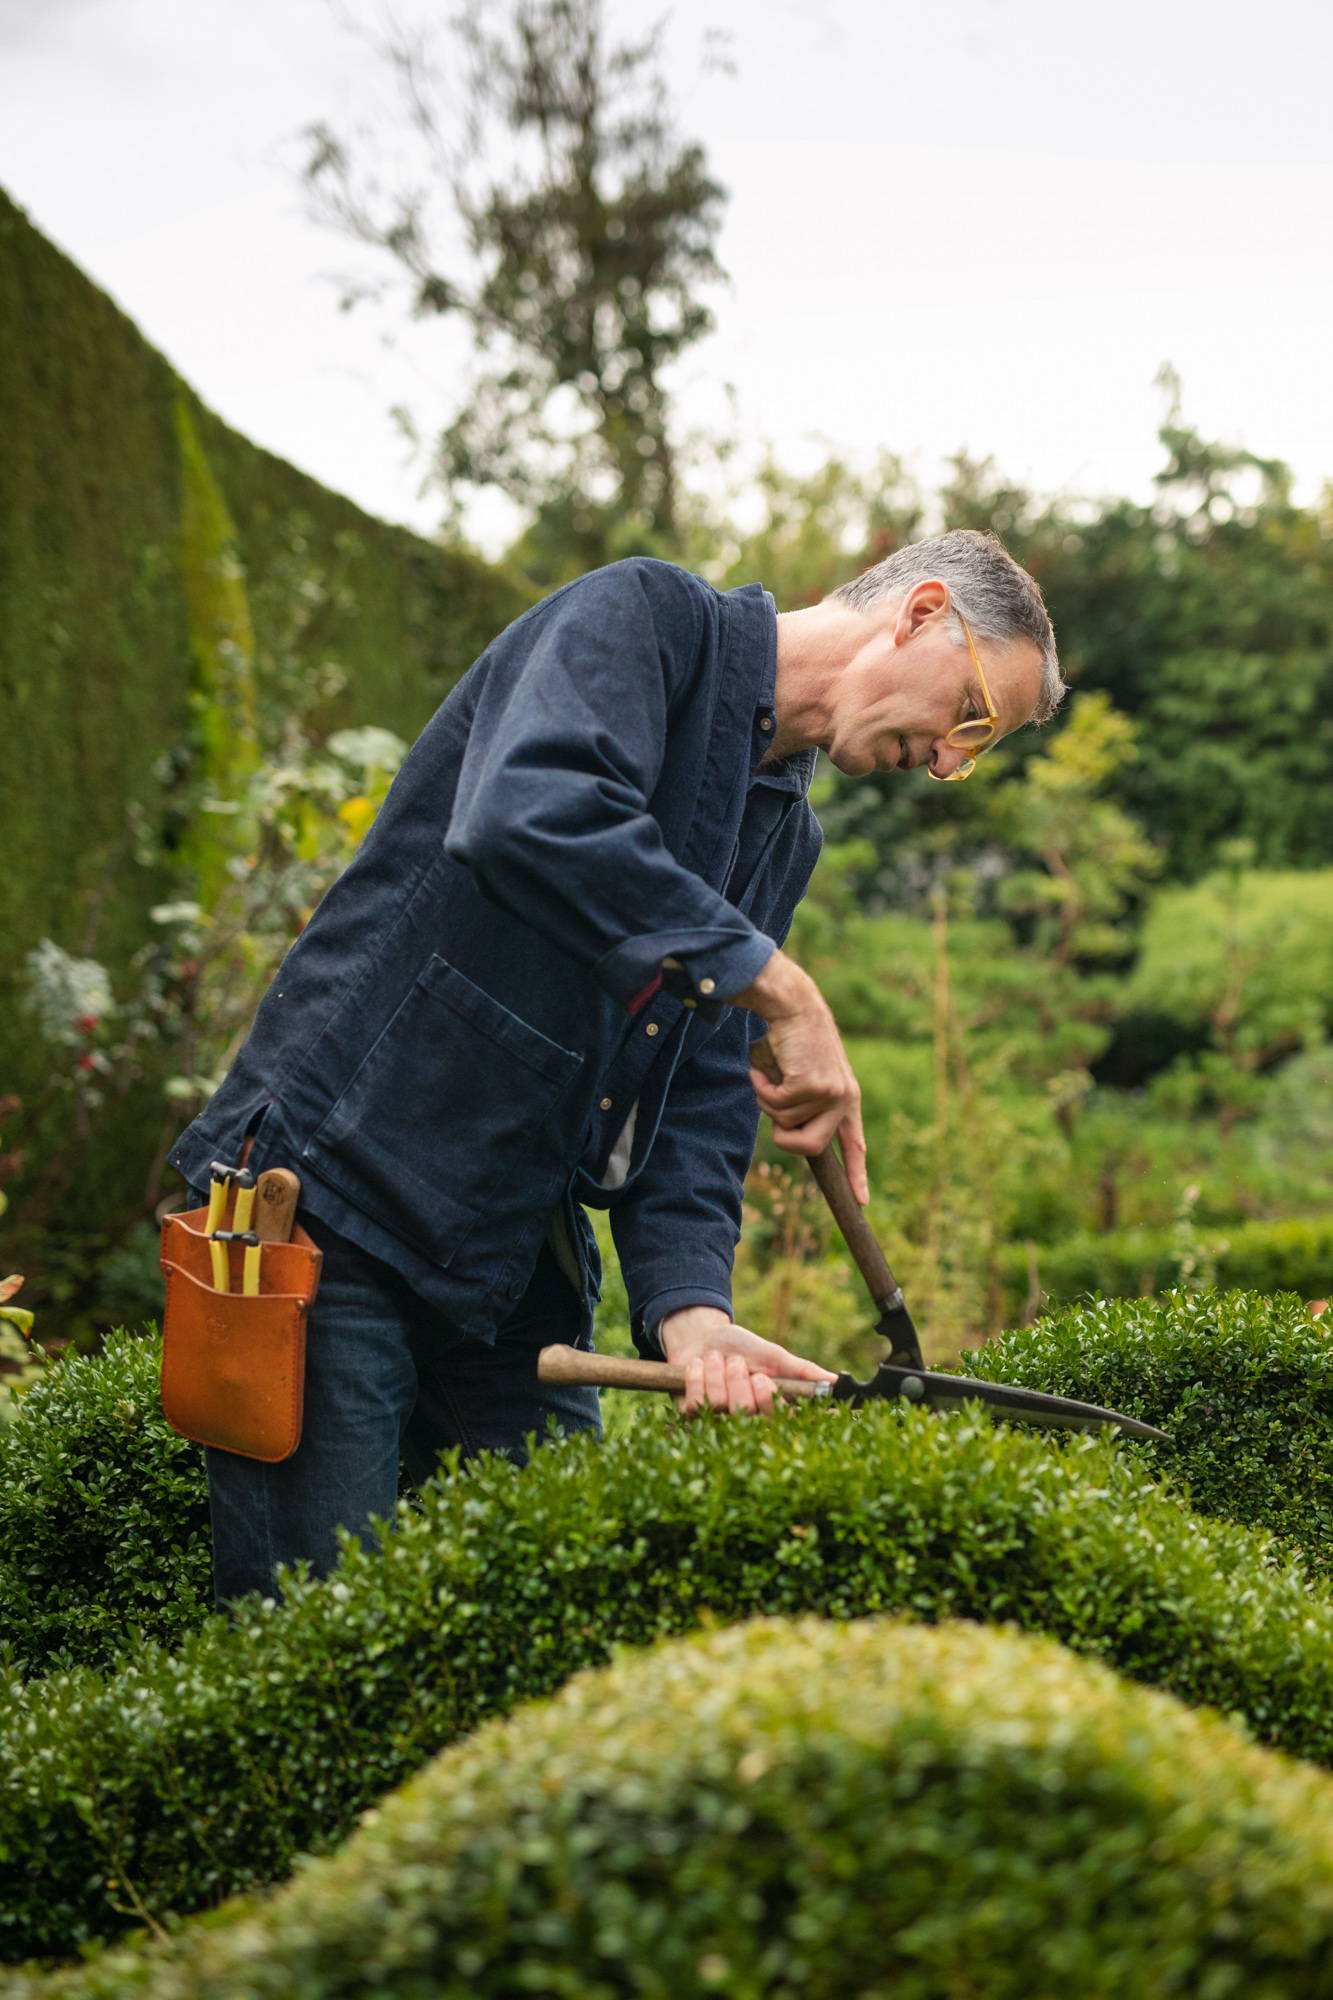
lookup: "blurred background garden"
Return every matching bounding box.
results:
[2,0,1332,1381]
[8,5,1333,1991]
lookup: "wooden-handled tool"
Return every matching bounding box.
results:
[254,1168,301,1246]
[751,1034,925,1367]
[537,1035,1168,1444]
[203,1164,300,1297]
[749,1034,1169,1442]
[538,1343,828,1400]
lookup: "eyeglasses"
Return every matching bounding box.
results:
[926,611,999,782]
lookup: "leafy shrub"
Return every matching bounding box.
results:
[0,1330,210,1678]
[1251,1043,1333,1170]
[7,1287,1331,1701]
[17,1616,1333,2000]
[0,1273,44,1427]
[1128,865,1333,1057]
[0,185,533,1276]
[998,1212,1333,1315]
[793,906,1118,1085]
[7,1402,1333,1960]
[971,1288,1333,1576]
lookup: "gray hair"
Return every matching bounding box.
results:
[832,529,1066,723]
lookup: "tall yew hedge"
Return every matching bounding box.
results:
[0,184,531,1228]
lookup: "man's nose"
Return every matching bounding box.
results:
[929,738,973,779]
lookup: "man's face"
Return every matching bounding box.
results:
[824,582,1043,780]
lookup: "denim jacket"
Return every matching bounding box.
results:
[169,559,822,1350]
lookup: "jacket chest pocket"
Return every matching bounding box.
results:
[305,956,582,1263]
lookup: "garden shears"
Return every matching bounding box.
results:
[539,1040,1168,1445]
[204,1161,302,1295]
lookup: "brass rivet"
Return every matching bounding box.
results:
[699,978,716,995]
[645,1022,660,1036]
[600,1096,613,1111]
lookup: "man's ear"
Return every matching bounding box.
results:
[892,578,949,646]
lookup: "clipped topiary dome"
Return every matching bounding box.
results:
[17,1615,1333,1999]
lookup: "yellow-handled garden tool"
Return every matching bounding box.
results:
[204,1163,300,1295]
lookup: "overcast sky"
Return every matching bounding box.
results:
[2,0,1331,547]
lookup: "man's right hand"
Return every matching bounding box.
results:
[726,948,868,1204]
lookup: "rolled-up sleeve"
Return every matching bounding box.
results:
[444,563,775,1009]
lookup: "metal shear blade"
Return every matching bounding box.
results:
[829,1361,1169,1442]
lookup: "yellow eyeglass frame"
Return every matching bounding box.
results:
[926,611,999,782]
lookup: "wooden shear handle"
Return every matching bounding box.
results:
[254,1169,301,1244]
[536,1344,825,1399]
[750,1034,902,1311]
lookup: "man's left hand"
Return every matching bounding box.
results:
[659,1304,838,1415]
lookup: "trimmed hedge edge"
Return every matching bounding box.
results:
[971,1287,1333,1573]
[5,1388,1333,1961]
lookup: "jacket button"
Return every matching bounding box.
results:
[759,715,773,732]
[645,1022,660,1037]
[600,1096,613,1111]
[699,978,716,995]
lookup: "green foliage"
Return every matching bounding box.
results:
[999,1215,1333,1319]
[991,689,1162,965]
[776,871,1333,1348]
[0,186,192,1168]
[172,393,259,903]
[19,1618,1333,2000]
[0,1331,209,1678]
[0,1113,41,1422]
[1128,861,1333,1068]
[0,1273,43,1426]
[1251,1043,1333,1170]
[1003,1042,1333,1246]
[303,0,725,570]
[807,409,1333,900]
[782,890,1125,1345]
[9,1378,1333,1958]
[973,1289,1333,1574]
[1110,399,1333,878]
[976,405,1333,883]
[686,450,925,606]
[0,186,531,1317]
[791,901,1119,1083]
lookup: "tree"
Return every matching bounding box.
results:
[684,451,924,606]
[992,690,1162,968]
[998,378,1333,879]
[301,0,727,576]
[1129,857,1333,1073]
[812,391,1333,904]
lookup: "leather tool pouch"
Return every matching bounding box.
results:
[159,1205,323,1462]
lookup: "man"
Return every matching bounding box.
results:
[170,528,1062,1603]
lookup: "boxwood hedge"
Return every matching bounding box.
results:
[9,1291,1333,1686]
[14,1617,1333,2000]
[0,1333,210,1678]
[997,1214,1333,1316]
[970,1288,1333,1574]
[6,1400,1333,1962]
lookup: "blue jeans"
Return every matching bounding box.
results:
[204,1204,601,1606]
